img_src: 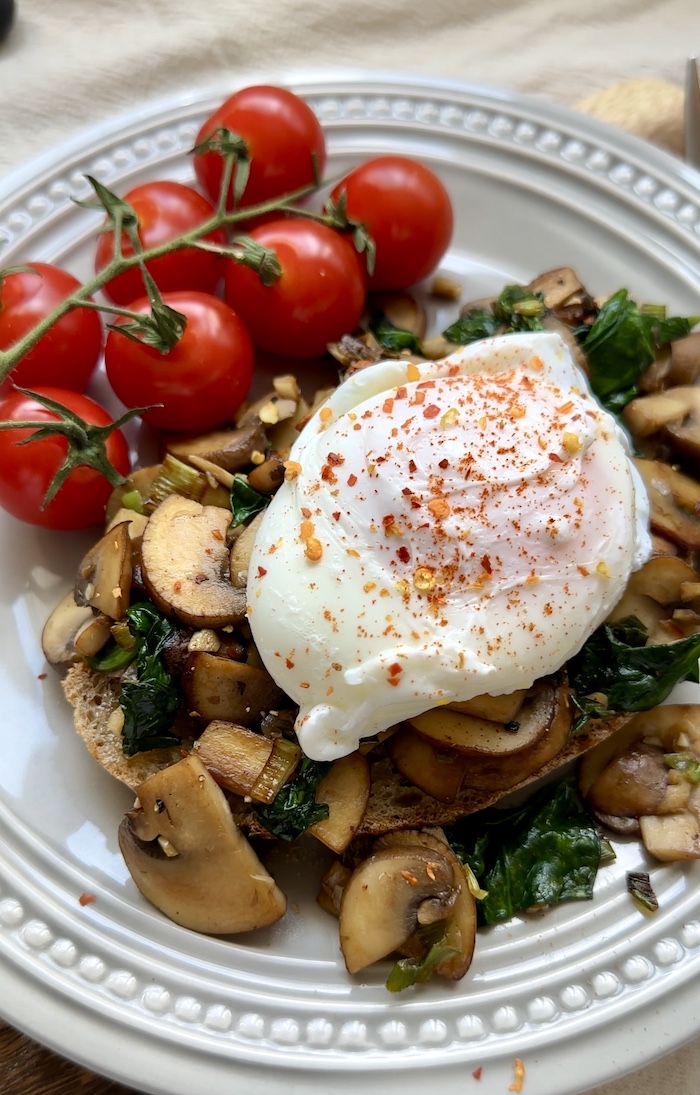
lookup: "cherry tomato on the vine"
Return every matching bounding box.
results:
[94,181,227,306]
[0,387,130,530]
[104,290,254,433]
[224,219,366,359]
[193,85,326,214]
[0,264,103,396]
[330,156,453,291]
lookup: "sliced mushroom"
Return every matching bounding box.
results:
[374,828,476,980]
[181,650,284,725]
[230,511,265,588]
[140,495,247,628]
[119,755,287,933]
[73,612,117,659]
[338,843,458,974]
[525,267,584,309]
[579,705,700,861]
[74,521,132,620]
[633,458,700,551]
[623,387,697,440]
[308,752,371,854]
[445,688,527,722]
[406,685,556,757]
[667,331,700,387]
[246,453,286,495]
[606,555,700,642]
[41,590,94,667]
[445,678,572,792]
[387,727,471,802]
[366,290,427,339]
[584,742,679,817]
[165,417,268,473]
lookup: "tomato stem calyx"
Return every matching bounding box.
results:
[0,387,153,507]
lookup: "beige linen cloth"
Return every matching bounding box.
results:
[0,2,698,1093]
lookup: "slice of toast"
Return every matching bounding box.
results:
[62,661,630,837]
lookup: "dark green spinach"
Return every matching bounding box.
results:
[569,615,700,732]
[117,602,181,757]
[230,474,269,527]
[442,284,545,346]
[445,778,602,926]
[577,289,698,413]
[254,758,331,840]
[369,312,423,355]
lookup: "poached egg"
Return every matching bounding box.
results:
[246,332,651,760]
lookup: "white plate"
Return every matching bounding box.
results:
[3,73,700,1095]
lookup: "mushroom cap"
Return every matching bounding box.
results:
[338,843,457,974]
[119,754,286,934]
[141,495,247,628]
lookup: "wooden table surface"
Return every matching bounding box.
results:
[0,1020,137,1095]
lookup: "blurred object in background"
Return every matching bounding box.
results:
[575,77,684,157]
[0,0,15,42]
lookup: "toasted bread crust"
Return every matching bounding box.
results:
[62,661,631,837]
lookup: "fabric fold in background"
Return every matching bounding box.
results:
[0,0,693,175]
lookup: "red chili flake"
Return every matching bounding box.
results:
[408,459,417,473]
[382,514,396,527]
[481,554,492,574]
[549,452,563,463]
[472,1066,483,1080]
[285,658,295,669]
[438,458,449,469]
[37,672,47,680]
[387,677,401,687]
[79,893,97,907]
[396,545,410,563]
[417,380,436,389]
[332,511,341,521]
[347,473,358,486]
[321,464,337,483]
[211,528,224,542]
[423,404,440,419]
[402,487,413,496]
[383,397,394,414]
[301,506,312,518]
[388,662,402,676]
[256,566,267,578]
[395,386,408,399]
[327,451,344,466]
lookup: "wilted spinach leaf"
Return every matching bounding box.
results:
[442,284,545,345]
[369,312,423,355]
[255,758,331,840]
[446,778,601,925]
[117,602,181,756]
[568,615,700,723]
[577,289,699,413]
[230,474,269,526]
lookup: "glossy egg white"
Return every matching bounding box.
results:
[247,332,651,760]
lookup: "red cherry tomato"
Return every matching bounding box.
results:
[104,291,254,433]
[330,156,453,290]
[193,85,326,213]
[0,264,103,395]
[0,387,130,530]
[94,180,227,306]
[223,219,366,359]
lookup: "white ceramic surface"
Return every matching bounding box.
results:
[2,74,700,1095]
